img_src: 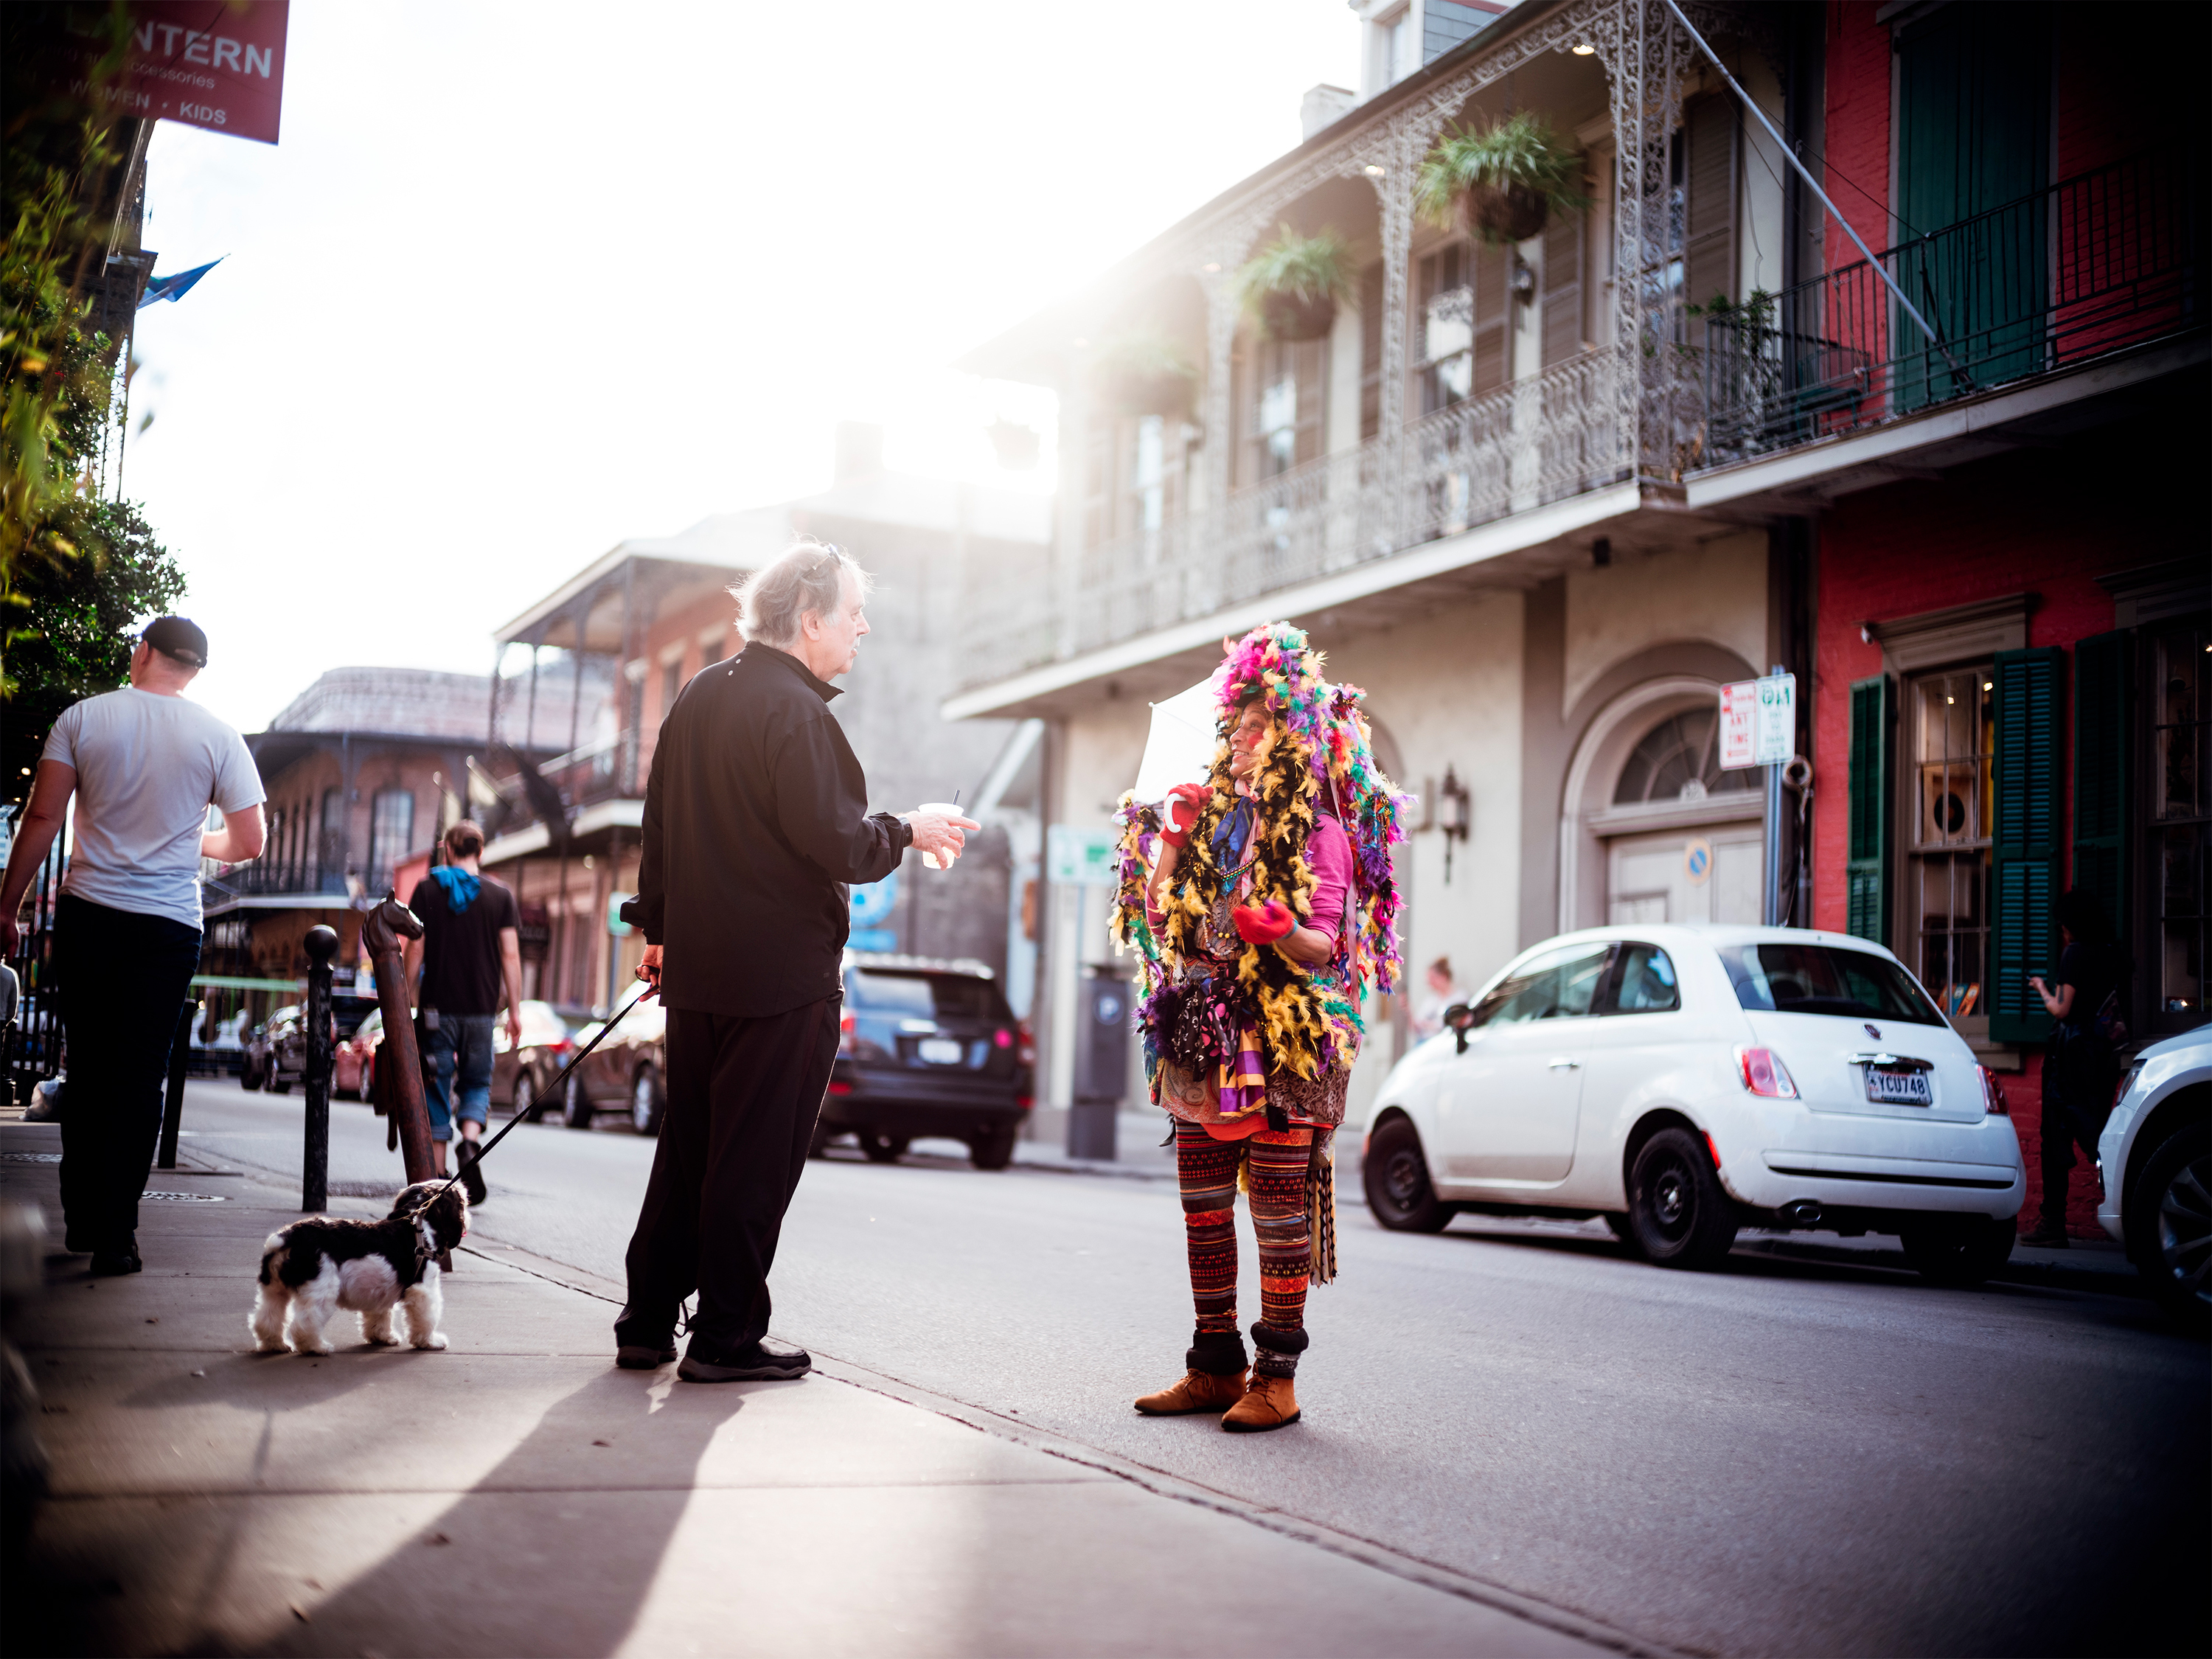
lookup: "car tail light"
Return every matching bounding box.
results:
[993,1026,1012,1049]
[1015,1092,1033,1112]
[1978,1065,2008,1116]
[827,1079,852,1096]
[1736,1046,1798,1099]
[1017,1019,1035,1068]
[838,1009,857,1057]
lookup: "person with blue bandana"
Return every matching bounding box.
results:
[403,821,521,1203]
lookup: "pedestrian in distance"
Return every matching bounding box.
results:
[0,618,265,1275]
[401,820,521,1205]
[2024,887,2126,1249]
[1111,622,1408,1432]
[614,538,978,1382]
[1411,955,1465,1042]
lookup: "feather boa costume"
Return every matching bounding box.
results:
[1110,622,1412,1104]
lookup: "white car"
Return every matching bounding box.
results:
[2096,1024,2210,1333]
[1358,925,2025,1284]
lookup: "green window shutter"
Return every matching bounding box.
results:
[1989,647,2065,1043]
[1846,675,1895,945]
[2073,630,2132,955]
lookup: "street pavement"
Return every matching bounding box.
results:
[24,1078,2212,1655]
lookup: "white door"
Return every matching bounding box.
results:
[1606,825,1763,925]
[1430,940,1611,1183]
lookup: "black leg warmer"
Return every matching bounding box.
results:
[1187,1327,1250,1376]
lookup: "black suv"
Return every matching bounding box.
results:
[818,953,1032,1169]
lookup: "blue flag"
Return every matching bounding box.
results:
[139,259,223,310]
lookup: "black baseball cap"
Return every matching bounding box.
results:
[142,616,208,667]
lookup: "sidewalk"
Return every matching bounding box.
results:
[0,1113,1632,1659]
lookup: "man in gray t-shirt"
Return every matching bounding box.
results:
[0,617,266,1273]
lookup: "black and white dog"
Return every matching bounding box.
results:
[251,1182,470,1355]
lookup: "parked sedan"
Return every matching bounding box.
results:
[820,953,1031,1169]
[494,1001,580,1121]
[1357,925,2024,1284]
[2097,1023,2211,1332]
[560,998,669,1134]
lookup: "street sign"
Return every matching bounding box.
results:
[1047,824,1120,886]
[1719,674,1795,768]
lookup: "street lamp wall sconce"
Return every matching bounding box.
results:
[1439,764,1472,883]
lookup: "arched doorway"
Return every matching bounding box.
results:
[1559,678,1766,933]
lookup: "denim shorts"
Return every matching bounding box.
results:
[424,1012,495,1141]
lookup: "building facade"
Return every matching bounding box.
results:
[950,0,2206,1192]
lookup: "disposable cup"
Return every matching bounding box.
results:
[917,803,963,869]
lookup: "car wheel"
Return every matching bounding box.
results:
[2135,1121,2210,1334]
[630,1064,666,1137]
[240,1060,263,1092]
[858,1130,908,1164]
[1363,1116,1453,1233]
[1628,1128,1737,1269]
[359,1056,374,1103]
[1898,1214,2015,1287]
[269,1073,293,1096]
[969,1125,1018,1170]
[563,1070,594,1130]
[508,1068,535,1121]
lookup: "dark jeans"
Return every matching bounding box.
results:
[54,894,203,1250]
[424,1012,495,1141]
[619,996,838,1352]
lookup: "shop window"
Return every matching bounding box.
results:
[2149,622,2208,1023]
[1905,668,1994,1021]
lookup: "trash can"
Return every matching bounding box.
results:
[1068,967,1130,1161]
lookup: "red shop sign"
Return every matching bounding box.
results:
[103,1,291,145]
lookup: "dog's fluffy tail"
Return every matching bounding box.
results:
[258,1229,289,1286]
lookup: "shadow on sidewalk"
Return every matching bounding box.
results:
[242,1367,743,1658]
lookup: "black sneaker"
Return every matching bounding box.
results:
[678,1336,811,1383]
[2020,1220,2069,1250]
[613,1306,676,1369]
[616,1342,678,1370]
[456,1138,488,1206]
[89,1242,142,1276]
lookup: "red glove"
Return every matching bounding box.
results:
[1231,899,1295,944]
[1161,782,1211,849]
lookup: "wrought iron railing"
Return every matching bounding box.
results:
[4,836,66,1100]
[961,346,1630,688]
[1700,152,2205,467]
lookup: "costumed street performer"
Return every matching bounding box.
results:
[1111,622,1408,1432]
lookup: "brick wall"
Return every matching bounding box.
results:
[1822,1,1891,271]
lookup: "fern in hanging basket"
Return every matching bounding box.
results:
[1092,329,1198,418]
[1238,224,1355,343]
[1416,111,1590,246]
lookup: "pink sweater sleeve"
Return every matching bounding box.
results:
[1304,815,1356,942]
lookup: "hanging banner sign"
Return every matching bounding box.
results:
[1719,674,1796,769]
[91,2,291,145]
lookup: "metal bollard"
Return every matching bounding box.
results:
[156,998,195,1170]
[302,925,338,1212]
[360,894,434,1186]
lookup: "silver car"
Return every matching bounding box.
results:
[2096,1024,2211,1333]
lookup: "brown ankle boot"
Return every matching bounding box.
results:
[1134,1368,1247,1415]
[1221,1371,1300,1433]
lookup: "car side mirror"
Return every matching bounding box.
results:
[1444,1001,1475,1054]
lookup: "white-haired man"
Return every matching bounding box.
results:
[614,540,977,1382]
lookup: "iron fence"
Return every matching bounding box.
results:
[1700,151,2205,465]
[4,835,66,1102]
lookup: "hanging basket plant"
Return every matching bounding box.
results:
[1237,224,1356,343]
[1415,111,1590,246]
[1092,329,1198,418]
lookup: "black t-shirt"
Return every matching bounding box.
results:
[408,872,520,1016]
[2056,940,2117,1029]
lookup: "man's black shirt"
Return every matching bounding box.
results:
[632,643,910,1017]
[407,873,519,1016]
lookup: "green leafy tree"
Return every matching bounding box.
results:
[4,495,184,814]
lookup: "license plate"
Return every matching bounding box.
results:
[1863,1067,1932,1106]
[917,1038,964,1065]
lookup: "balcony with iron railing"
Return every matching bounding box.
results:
[1697,151,2205,470]
[964,344,1630,691]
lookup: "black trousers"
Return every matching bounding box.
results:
[54,894,203,1250]
[620,996,838,1350]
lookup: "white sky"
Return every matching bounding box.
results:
[127,1,1362,733]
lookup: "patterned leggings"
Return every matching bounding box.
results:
[1177,1121,1313,1378]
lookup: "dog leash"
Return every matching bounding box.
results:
[414,984,658,1210]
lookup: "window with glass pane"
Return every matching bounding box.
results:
[2152,623,2208,1021]
[1906,668,1993,1021]
[659,658,681,721]
[1417,244,1473,413]
[319,786,346,875]
[1610,943,1681,1013]
[1129,414,1166,531]
[368,789,413,884]
[1470,943,1613,1027]
[1244,337,1323,484]
[1613,709,1759,804]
